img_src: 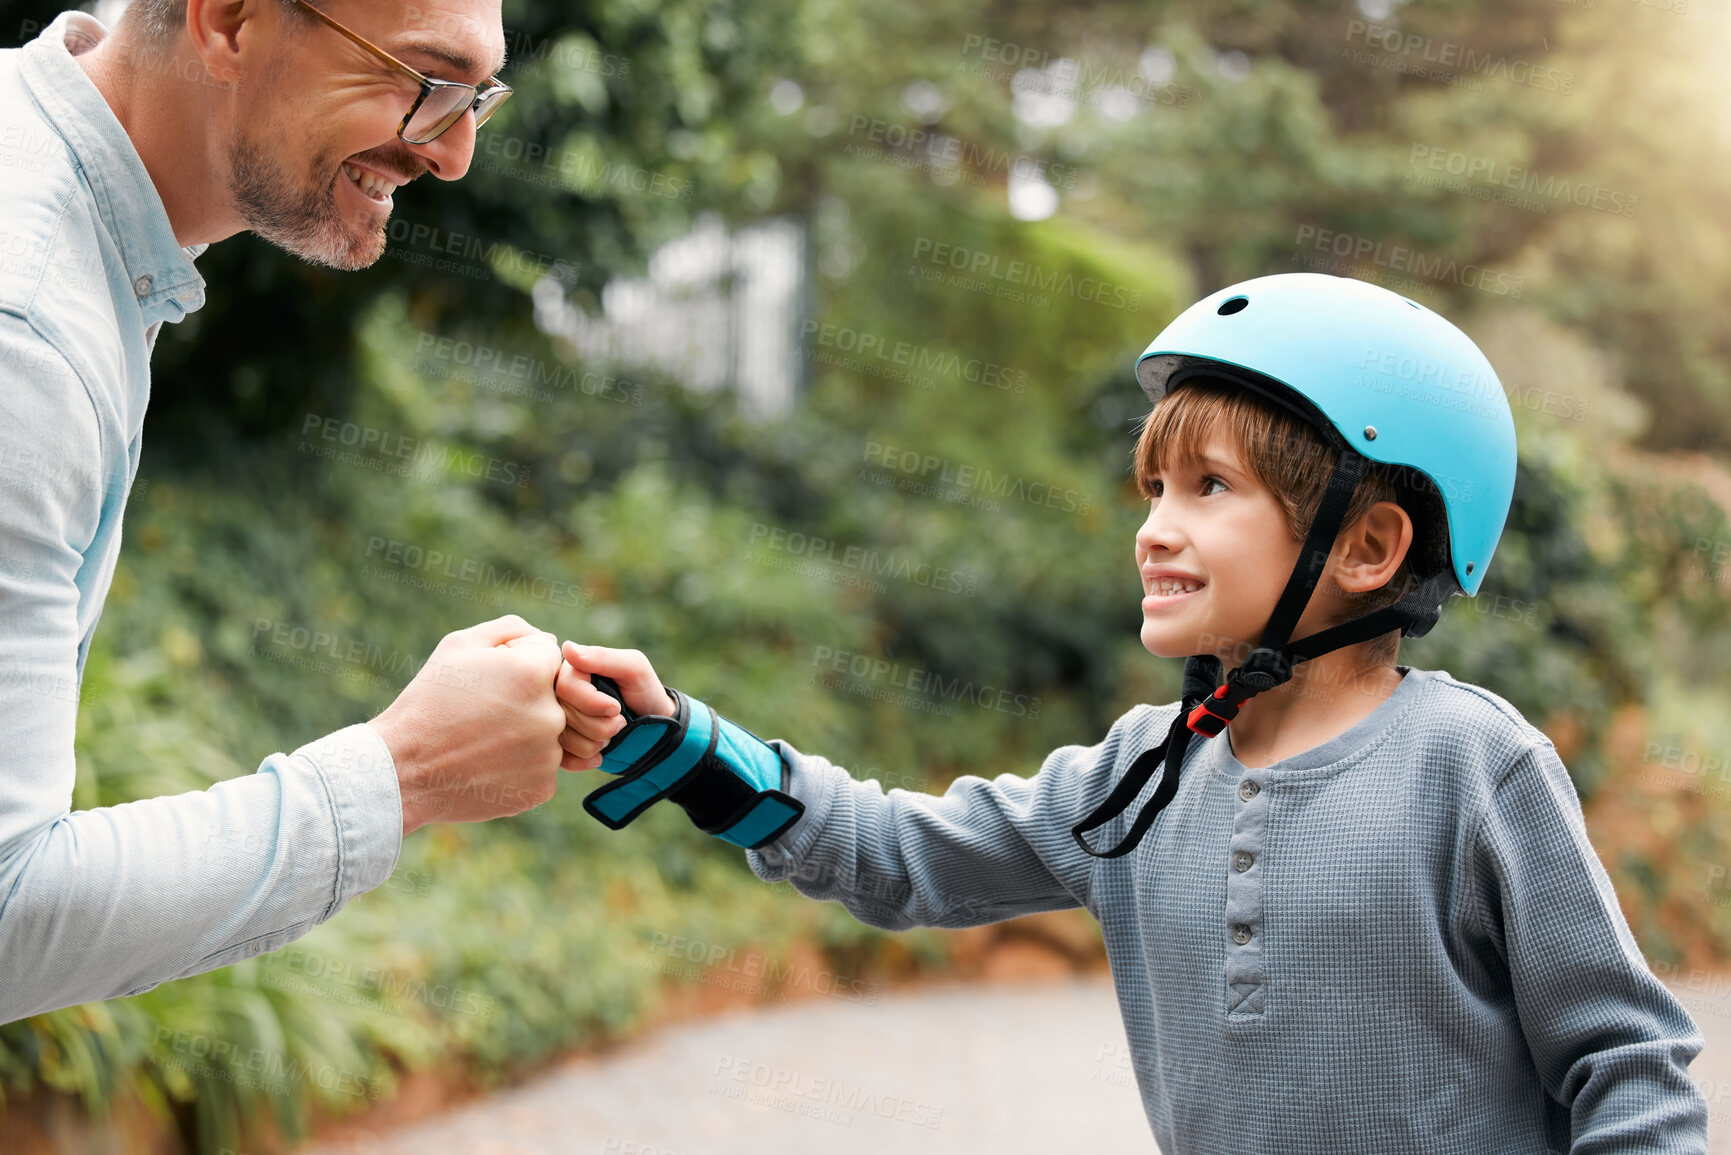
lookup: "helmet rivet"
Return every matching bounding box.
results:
[1363,426,1377,441]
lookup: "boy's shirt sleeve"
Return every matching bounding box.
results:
[745,706,1162,929]
[1475,743,1708,1152]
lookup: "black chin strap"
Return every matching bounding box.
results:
[1069,655,1221,859]
[1072,449,1452,860]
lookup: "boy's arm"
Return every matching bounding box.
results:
[1476,744,1708,1152]
[557,641,1164,930]
[743,709,1162,931]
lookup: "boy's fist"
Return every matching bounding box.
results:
[556,642,805,848]
[555,642,675,772]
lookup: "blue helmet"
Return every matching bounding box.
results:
[1133,272,1516,597]
[1073,273,1518,860]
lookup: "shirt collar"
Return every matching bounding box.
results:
[20,11,207,327]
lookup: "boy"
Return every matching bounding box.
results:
[554,273,1708,1152]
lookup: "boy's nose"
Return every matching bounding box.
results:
[1136,502,1185,557]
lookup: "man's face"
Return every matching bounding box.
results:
[1134,434,1305,662]
[224,0,506,270]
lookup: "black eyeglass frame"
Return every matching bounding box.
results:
[288,0,512,145]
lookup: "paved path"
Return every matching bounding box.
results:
[304,977,1151,1155]
[303,976,1731,1155]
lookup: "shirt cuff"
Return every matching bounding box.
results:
[747,739,842,879]
[292,723,402,917]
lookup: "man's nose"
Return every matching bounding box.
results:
[407,113,477,181]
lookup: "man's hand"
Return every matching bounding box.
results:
[555,642,675,772]
[368,615,568,836]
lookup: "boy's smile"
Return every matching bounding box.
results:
[1135,436,1303,663]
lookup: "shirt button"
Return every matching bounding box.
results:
[1232,924,1252,944]
[1233,850,1255,873]
[132,274,154,297]
[1238,780,1259,801]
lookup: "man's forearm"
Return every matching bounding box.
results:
[0,724,400,1023]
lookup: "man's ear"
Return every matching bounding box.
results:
[184,0,273,79]
[1332,500,1414,598]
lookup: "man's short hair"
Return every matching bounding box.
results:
[1133,375,1450,665]
[127,0,309,42]
[126,0,186,42]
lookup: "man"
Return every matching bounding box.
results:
[0,0,583,1022]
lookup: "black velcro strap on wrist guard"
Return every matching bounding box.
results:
[581,678,805,849]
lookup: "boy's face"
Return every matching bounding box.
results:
[1135,434,1303,661]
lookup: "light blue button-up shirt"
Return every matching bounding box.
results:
[0,12,401,1023]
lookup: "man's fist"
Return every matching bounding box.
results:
[368,615,568,835]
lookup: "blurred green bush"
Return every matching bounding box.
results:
[5,0,1731,1149]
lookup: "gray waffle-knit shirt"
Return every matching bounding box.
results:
[747,666,1709,1153]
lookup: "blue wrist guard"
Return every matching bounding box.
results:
[581,677,804,849]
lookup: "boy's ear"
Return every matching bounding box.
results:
[1332,501,1414,597]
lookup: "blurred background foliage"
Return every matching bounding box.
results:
[3,0,1731,1148]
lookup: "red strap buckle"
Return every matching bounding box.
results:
[1186,684,1237,737]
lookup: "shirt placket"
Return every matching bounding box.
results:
[1224,766,1269,1016]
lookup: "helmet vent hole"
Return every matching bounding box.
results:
[1465,562,1475,575]
[1217,296,1249,316]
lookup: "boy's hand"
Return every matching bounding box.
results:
[559,641,805,848]
[555,642,675,772]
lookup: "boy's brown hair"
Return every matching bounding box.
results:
[1134,376,1447,666]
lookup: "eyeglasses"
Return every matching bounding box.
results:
[288,0,512,145]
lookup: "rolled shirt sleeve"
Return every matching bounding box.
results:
[0,314,402,1024]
